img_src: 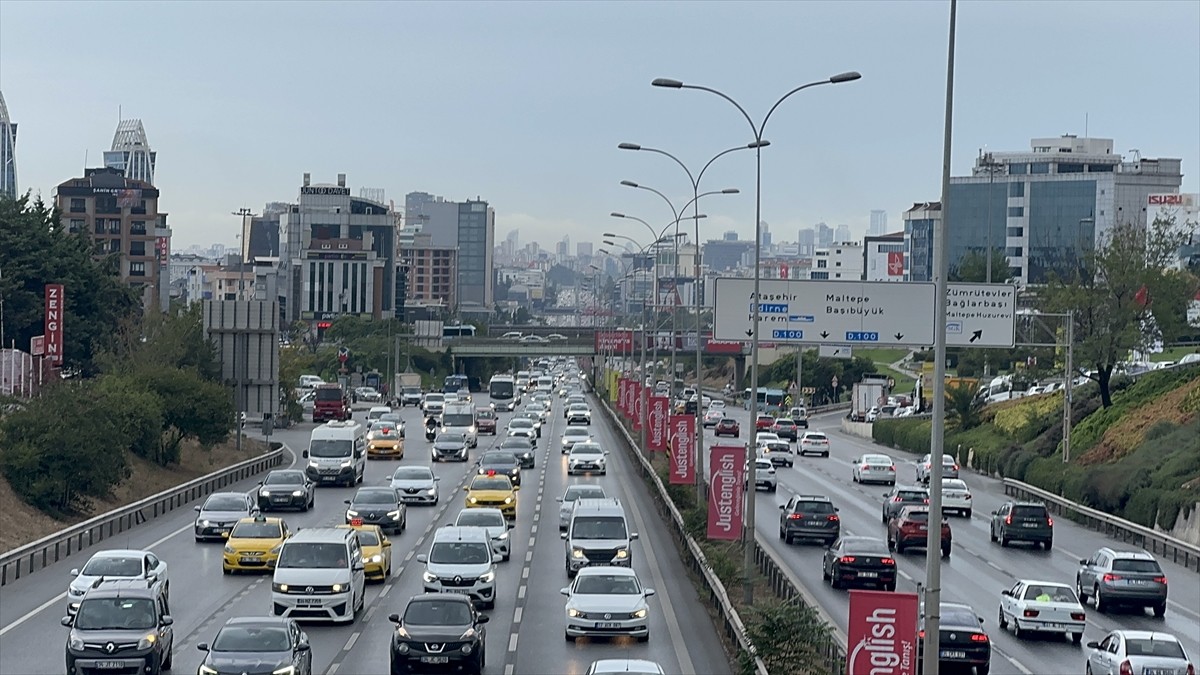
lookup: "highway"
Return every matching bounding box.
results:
[703,403,1200,675]
[0,391,731,675]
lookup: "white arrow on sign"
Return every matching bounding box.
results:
[818,344,853,359]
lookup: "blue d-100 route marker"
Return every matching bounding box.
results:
[772,329,804,340]
[844,331,880,342]
[756,303,789,313]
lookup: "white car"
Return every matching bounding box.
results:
[998,580,1087,643]
[707,400,726,411]
[454,507,512,561]
[799,431,831,457]
[417,526,501,609]
[566,403,592,426]
[852,454,897,485]
[703,409,725,428]
[558,484,608,530]
[940,478,973,517]
[68,549,168,614]
[390,466,440,505]
[1086,631,1195,675]
[761,440,793,467]
[507,417,539,440]
[587,661,666,675]
[520,334,549,343]
[754,432,781,447]
[567,443,608,475]
[561,567,655,642]
[561,427,592,453]
[752,458,777,492]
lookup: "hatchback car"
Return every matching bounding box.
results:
[68,550,168,615]
[752,458,777,492]
[1086,631,1194,675]
[498,436,536,469]
[561,427,592,453]
[477,451,523,487]
[822,536,896,591]
[507,416,540,440]
[587,660,666,675]
[778,495,840,545]
[755,414,776,432]
[388,593,488,674]
[390,466,440,505]
[1077,549,1168,616]
[798,431,831,457]
[714,418,740,437]
[257,470,315,512]
[761,440,793,467]
[197,616,312,675]
[344,487,407,534]
[703,409,725,428]
[888,506,951,557]
[431,432,470,462]
[455,507,513,561]
[475,408,498,435]
[990,500,1054,549]
[881,485,929,523]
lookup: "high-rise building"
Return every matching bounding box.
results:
[103,120,156,185]
[834,224,853,243]
[903,202,940,282]
[702,238,755,272]
[401,232,458,313]
[869,210,888,236]
[359,187,385,204]
[0,90,16,199]
[556,234,571,259]
[404,191,495,308]
[723,230,738,241]
[248,203,290,260]
[576,241,593,258]
[760,221,772,248]
[816,222,833,248]
[796,228,816,256]
[54,167,170,312]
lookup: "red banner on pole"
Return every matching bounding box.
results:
[617,378,627,417]
[632,383,643,431]
[44,284,65,366]
[669,415,695,484]
[707,445,746,541]
[648,396,668,451]
[847,590,919,675]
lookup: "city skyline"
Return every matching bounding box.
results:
[1,1,1197,249]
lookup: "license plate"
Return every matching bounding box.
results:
[918,526,928,531]
[858,571,879,578]
[241,557,262,563]
[1042,622,1065,630]
[272,497,289,502]
[940,650,966,659]
[1144,669,1173,675]
[596,622,621,629]
[805,520,822,526]
[445,588,473,594]
[94,662,125,669]
[321,477,337,482]
[295,598,323,605]
[1023,522,1039,527]
[421,656,449,664]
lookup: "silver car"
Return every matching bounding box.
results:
[68,550,168,614]
[561,567,655,641]
[455,507,513,561]
[916,453,959,483]
[561,427,592,453]
[390,466,440,504]
[193,492,257,541]
[1086,631,1194,675]
[558,485,608,530]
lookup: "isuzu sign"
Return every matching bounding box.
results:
[1148,194,1187,206]
[648,396,669,452]
[707,445,746,541]
[669,415,695,484]
[44,284,65,366]
[847,590,918,675]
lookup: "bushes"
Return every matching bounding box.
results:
[872,419,932,455]
[1070,365,1199,455]
[739,599,837,675]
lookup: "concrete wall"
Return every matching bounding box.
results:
[1164,502,1200,547]
[840,418,874,439]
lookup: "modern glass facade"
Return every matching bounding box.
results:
[904,218,934,281]
[944,182,1009,280]
[457,200,491,305]
[1025,180,1097,283]
[0,91,15,199]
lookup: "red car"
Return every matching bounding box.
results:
[714,418,740,438]
[887,505,951,558]
[755,414,776,432]
[475,408,497,435]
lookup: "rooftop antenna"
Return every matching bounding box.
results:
[83,149,88,173]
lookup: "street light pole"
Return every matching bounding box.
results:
[653,69,861,605]
[232,207,255,455]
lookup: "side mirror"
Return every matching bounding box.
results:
[297,641,311,652]
[196,642,211,651]
[977,616,985,625]
[778,504,786,510]
[507,522,514,530]
[1000,589,1011,597]
[991,510,998,516]
[302,450,309,458]
[194,505,202,512]
[60,616,72,627]
[388,613,401,624]
[417,554,428,563]
[257,481,264,487]
[161,615,174,626]
[434,476,441,481]
[1078,558,1088,565]
[556,498,563,502]
[383,540,392,548]
[344,500,352,505]
[352,563,364,571]
[560,587,570,596]
[477,614,490,624]
[560,532,568,540]
[513,485,521,491]
[1086,641,1100,649]
[492,554,502,564]
[221,531,230,540]
[70,568,80,576]
[462,487,469,492]
[604,450,611,455]
[630,533,639,540]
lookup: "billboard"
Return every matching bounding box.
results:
[648,396,669,451]
[595,330,635,353]
[887,251,904,277]
[847,590,919,675]
[631,383,643,431]
[44,284,64,366]
[669,415,695,484]
[707,445,746,541]
[156,236,170,264]
[618,378,630,417]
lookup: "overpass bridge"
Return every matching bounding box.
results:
[448,338,598,357]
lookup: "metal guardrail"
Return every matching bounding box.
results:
[597,397,769,675]
[1002,479,1200,573]
[0,445,287,586]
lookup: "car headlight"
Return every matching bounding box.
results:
[469,426,476,434]
[346,509,359,517]
[199,667,218,675]
[273,583,289,592]
[68,635,84,650]
[422,570,437,582]
[224,545,235,554]
[497,532,508,540]
[572,548,585,559]
[426,487,437,495]
[69,587,85,597]
[632,608,648,619]
[340,460,352,468]
[467,497,478,504]
[260,490,271,496]
[387,510,402,519]
[331,583,343,593]
[369,554,383,563]
[272,667,296,675]
[200,519,211,527]
[292,490,304,497]
[504,497,513,504]
[615,548,629,559]
[480,571,495,583]
[136,634,157,650]
[567,608,583,618]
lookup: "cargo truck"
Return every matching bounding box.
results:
[312,383,351,422]
[395,373,423,407]
[851,381,884,422]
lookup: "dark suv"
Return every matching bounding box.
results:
[1076,548,1168,616]
[881,485,929,523]
[989,500,1053,549]
[63,578,174,675]
[887,506,952,557]
[389,593,488,675]
[778,495,840,545]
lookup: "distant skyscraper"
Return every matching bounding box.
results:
[869,209,888,236]
[723,230,738,241]
[760,221,772,248]
[796,228,816,256]
[816,222,833,248]
[576,241,593,258]
[0,90,17,199]
[835,224,853,243]
[103,119,156,185]
[506,229,519,250]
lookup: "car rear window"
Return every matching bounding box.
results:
[1012,505,1048,518]
[899,491,927,501]
[1125,638,1185,659]
[805,434,828,441]
[793,501,834,514]
[1112,559,1163,573]
[904,510,929,521]
[941,607,978,627]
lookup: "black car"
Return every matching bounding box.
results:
[822,536,897,591]
[990,500,1054,549]
[881,485,929,524]
[197,617,312,675]
[476,451,522,487]
[432,432,469,462]
[778,495,840,545]
[257,470,315,512]
[344,487,407,534]
[916,602,991,675]
[63,579,174,675]
[498,437,535,469]
[389,593,488,675]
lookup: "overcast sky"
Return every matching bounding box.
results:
[2,0,1197,250]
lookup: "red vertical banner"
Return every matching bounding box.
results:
[618,378,629,417]
[887,251,905,277]
[648,396,668,452]
[44,284,65,366]
[707,445,746,541]
[632,383,643,431]
[847,590,919,675]
[669,415,695,484]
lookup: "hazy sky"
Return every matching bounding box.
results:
[2,0,1197,250]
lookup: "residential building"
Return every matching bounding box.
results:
[869,210,888,236]
[400,232,458,313]
[863,232,906,281]
[556,235,570,260]
[809,242,863,281]
[168,252,218,303]
[0,90,16,199]
[404,192,495,308]
[903,202,940,282]
[103,120,156,185]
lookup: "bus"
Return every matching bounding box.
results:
[443,324,477,339]
[443,374,470,394]
[742,387,786,413]
[488,375,519,411]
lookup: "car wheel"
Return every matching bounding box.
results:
[1013,621,1024,639]
[1076,579,1088,602]
[884,582,896,592]
[830,567,842,589]
[1071,632,1082,645]
[964,508,972,518]
[821,562,831,581]
[941,544,951,558]
[778,525,785,540]
[852,473,858,483]
[564,631,574,642]
[222,566,231,575]
[1095,585,1108,612]
[997,607,1007,629]
[636,632,649,643]
[977,665,990,675]
[999,532,1009,547]
[1044,539,1053,551]
[1153,602,1166,618]
[161,644,173,671]
[887,537,896,552]
[784,533,794,545]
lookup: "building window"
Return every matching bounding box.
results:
[109,239,121,253]
[1009,163,1028,175]
[69,219,85,233]
[131,221,147,235]
[1005,247,1023,257]
[130,241,147,256]
[816,259,827,269]
[129,262,146,276]
[1009,182,1025,197]
[1030,162,1050,174]
[1087,164,1114,173]
[835,261,842,267]
[1008,206,1024,217]
[1006,227,1024,237]
[1058,163,1084,173]
[69,198,87,213]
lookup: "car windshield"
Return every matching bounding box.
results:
[404,599,472,626]
[571,516,627,539]
[457,511,505,527]
[481,453,515,465]
[308,439,352,458]
[354,490,396,504]
[1023,585,1077,603]
[775,420,795,426]
[805,434,828,442]
[426,394,444,402]
[575,574,641,595]
[315,388,342,401]
[766,442,789,451]
[471,477,512,491]
[1112,559,1163,573]
[1126,638,1186,659]
[898,491,927,501]
[212,625,291,652]
[353,530,380,547]
[264,472,304,485]
[80,556,141,576]
[565,487,606,502]
[230,521,281,538]
[436,433,466,444]
[369,424,398,438]
[276,542,349,568]
[510,419,533,428]
[477,410,495,419]
[500,440,532,450]
[903,510,929,522]
[565,428,590,437]
[204,496,246,511]
[74,597,157,630]
[942,480,967,489]
[573,443,602,453]
[572,447,602,456]
[393,468,433,481]
[569,404,588,411]
[429,542,491,564]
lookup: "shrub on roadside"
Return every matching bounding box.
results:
[739,599,838,675]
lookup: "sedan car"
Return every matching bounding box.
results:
[798,431,831,457]
[455,507,513,561]
[1087,631,1194,675]
[822,536,896,591]
[68,550,168,614]
[703,409,725,428]
[431,432,470,462]
[194,492,258,541]
[851,454,897,485]
[197,617,312,675]
[1077,548,1168,616]
[714,418,740,437]
[567,443,608,475]
[998,580,1086,643]
[558,484,608,530]
[916,452,960,483]
[917,603,991,675]
[498,436,536,469]
[256,469,315,512]
[388,594,488,675]
[354,386,383,403]
[566,403,592,426]
[940,478,973,517]
[344,487,407,534]
[771,418,799,441]
[477,450,523,487]
[561,427,592,453]
[587,660,666,675]
[561,567,655,642]
[507,416,541,440]
[390,466,440,505]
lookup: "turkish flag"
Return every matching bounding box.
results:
[1134,284,1151,307]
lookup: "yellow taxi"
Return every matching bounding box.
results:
[462,471,519,519]
[337,520,392,581]
[222,515,290,574]
[367,421,404,459]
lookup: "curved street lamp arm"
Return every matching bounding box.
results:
[639,147,697,191]
[761,79,832,137]
[697,144,756,186]
[680,84,760,140]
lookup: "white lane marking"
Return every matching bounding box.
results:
[898,569,914,583]
[525,551,533,563]
[342,631,360,651]
[992,646,1034,674]
[403,550,414,561]
[508,633,518,651]
[531,525,537,534]
[518,584,526,600]
[527,537,536,548]
[0,591,66,636]
[522,567,529,580]
[327,663,340,674]
[513,606,523,623]
[504,666,515,675]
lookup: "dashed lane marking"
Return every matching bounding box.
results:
[508,633,519,652]
[342,631,360,652]
[513,606,523,623]
[517,584,526,600]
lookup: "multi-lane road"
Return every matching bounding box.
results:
[702,403,1200,675]
[0,392,730,675]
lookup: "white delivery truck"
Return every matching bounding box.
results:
[441,401,478,448]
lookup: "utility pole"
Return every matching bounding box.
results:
[232,207,254,456]
[1063,311,1074,463]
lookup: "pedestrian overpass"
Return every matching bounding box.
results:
[447,338,598,357]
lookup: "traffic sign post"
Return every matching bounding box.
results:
[944,283,1017,347]
[818,345,853,359]
[713,278,937,347]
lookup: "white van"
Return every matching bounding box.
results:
[271,527,365,623]
[441,401,478,448]
[304,421,366,487]
[562,498,637,578]
[417,526,500,609]
[536,376,554,394]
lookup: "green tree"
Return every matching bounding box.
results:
[739,599,837,675]
[1042,217,1198,407]
[945,381,984,430]
[94,374,166,462]
[98,303,223,382]
[0,196,139,375]
[949,249,1011,282]
[140,368,234,464]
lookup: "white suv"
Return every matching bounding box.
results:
[417,526,500,609]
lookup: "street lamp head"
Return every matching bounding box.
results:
[618,143,641,151]
[620,180,639,188]
[603,232,618,237]
[720,188,740,194]
[829,71,862,83]
[651,78,684,89]
[609,214,625,220]
[748,140,771,149]
[603,240,616,246]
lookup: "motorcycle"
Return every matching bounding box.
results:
[424,417,440,442]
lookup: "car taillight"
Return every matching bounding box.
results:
[840,556,856,563]
[1070,612,1086,621]
[1023,609,1039,618]
[1184,663,1193,675]
[861,465,870,471]
[918,629,925,639]
[952,464,959,471]
[1005,514,1012,525]
[881,557,895,565]
[788,513,803,520]
[1153,576,1167,584]
[1103,573,1122,582]
[970,633,989,643]
[893,496,904,503]
[924,498,930,504]
[828,515,840,522]
[888,466,896,471]
[964,493,972,499]
[1047,516,1054,526]
[1119,660,1133,675]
